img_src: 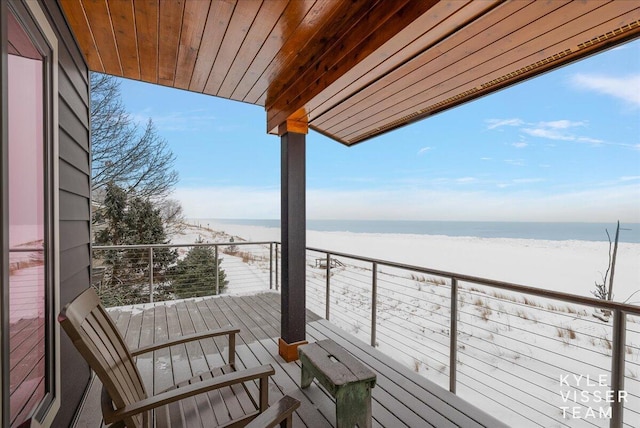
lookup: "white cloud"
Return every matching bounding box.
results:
[175,185,640,222]
[456,177,477,183]
[523,127,573,141]
[538,120,586,129]
[485,118,524,130]
[571,73,640,106]
[522,120,606,145]
[504,159,525,166]
[496,178,544,188]
[481,157,492,161]
[417,146,433,155]
[512,178,544,184]
[512,142,528,148]
[620,176,640,182]
[576,136,604,144]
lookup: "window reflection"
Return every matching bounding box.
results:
[7,9,46,427]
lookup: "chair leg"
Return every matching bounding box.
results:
[260,376,269,412]
[229,333,236,367]
[280,413,293,428]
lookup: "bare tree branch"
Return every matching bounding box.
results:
[90,73,178,204]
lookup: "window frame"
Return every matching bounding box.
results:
[2,1,60,426]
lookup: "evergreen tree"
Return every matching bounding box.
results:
[171,238,227,299]
[94,183,177,305]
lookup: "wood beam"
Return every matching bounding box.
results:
[277,117,308,136]
[266,0,439,134]
[279,128,306,359]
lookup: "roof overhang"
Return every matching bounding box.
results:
[59,0,640,146]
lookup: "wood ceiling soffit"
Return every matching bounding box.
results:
[242,0,339,105]
[340,1,638,140]
[267,0,444,133]
[261,0,377,106]
[134,0,159,83]
[216,0,290,99]
[286,0,449,125]
[188,0,235,93]
[322,0,546,136]
[231,0,316,102]
[173,0,211,90]
[264,0,385,131]
[341,3,640,144]
[158,0,185,86]
[84,0,123,76]
[203,0,263,96]
[60,0,105,74]
[308,0,501,130]
[58,0,640,146]
[108,0,139,79]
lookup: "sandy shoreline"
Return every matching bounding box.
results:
[177,220,640,304]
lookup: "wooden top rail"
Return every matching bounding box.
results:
[307,246,640,316]
[92,241,640,315]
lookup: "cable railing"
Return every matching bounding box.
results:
[92,241,278,307]
[306,246,640,428]
[92,242,639,427]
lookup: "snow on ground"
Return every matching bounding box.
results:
[169,220,640,427]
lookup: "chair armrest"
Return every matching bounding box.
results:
[245,395,301,428]
[103,364,275,424]
[131,326,239,357]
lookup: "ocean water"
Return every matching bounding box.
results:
[202,219,640,243]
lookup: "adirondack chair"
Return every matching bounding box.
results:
[59,287,281,428]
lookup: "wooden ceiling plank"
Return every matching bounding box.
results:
[217,0,290,100]
[232,0,316,102]
[59,0,104,72]
[347,16,640,146]
[157,0,185,86]
[173,0,211,90]
[243,0,343,105]
[82,0,123,76]
[335,1,625,139]
[107,0,140,79]
[134,0,159,83]
[306,0,499,126]
[267,0,426,132]
[338,3,640,143]
[188,0,236,93]
[261,0,379,105]
[316,0,541,133]
[203,0,264,96]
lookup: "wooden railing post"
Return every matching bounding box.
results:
[610,309,626,428]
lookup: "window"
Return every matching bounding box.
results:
[4,3,58,426]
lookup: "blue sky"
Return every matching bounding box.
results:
[117,39,640,222]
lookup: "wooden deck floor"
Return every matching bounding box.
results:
[73,292,505,428]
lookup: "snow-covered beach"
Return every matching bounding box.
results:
[169,219,640,427]
[179,219,640,304]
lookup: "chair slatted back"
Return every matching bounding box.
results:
[59,288,147,428]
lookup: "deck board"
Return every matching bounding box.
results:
[74,292,504,427]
